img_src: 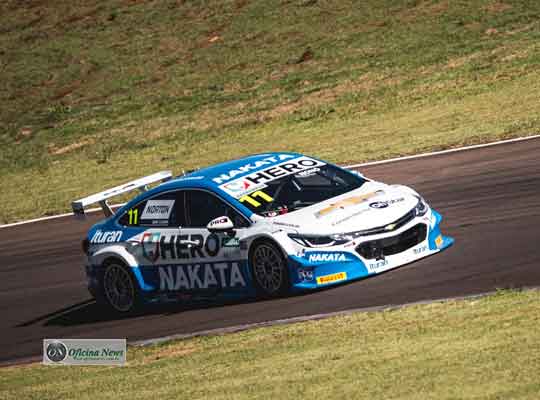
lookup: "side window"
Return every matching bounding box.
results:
[185,190,249,228]
[118,191,186,227]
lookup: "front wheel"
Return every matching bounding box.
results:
[101,262,139,313]
[249,240,289,297]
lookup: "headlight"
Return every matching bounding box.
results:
[288,233,350,247]
[414,196,429,217]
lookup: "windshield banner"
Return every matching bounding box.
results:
[219,156,326,198]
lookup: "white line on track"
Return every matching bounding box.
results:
[0,203,127,229]
[2,133,539,229]
[344,133,540,168]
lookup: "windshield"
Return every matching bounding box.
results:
[236,165,366,217]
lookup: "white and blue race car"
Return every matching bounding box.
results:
[73,153,453,313]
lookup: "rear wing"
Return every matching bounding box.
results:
[71,170,172,219]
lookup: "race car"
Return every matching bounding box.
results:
[73,152,453,313]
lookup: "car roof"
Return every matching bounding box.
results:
[117,152,307,213]
[159,151,305,191]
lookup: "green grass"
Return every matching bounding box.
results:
[1,289,539,399]
[2,0,540,222]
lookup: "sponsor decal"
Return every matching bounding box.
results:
[219,156,326,198]
[136,232,242,262]
[208,217,229,227]
[369,197,405,210]
[159,233,219,260]
[315,190,384,219]
[369,201,388,209]
[222,180,267,197]
[295,167,320,178]
[141,199,174,220]
[140,232,161,262]
[213,154,296,184]
[413,245,428,255]
[274,221,300,228]
[388,197,405,205]
[367,259,389,273]
[307,252,348,263]
[223,237,240,248]
[158,262,246,290]
[150,220,168,226]
[435,235,443,248]
[90,230,122,244]
[331,208,370,226]
[316,271,347,285]
[298,268,314,282]
[430,213,437,229]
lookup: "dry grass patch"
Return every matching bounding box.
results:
[485,1,513,14]
[397,0,449,23]
[49,139,95,155]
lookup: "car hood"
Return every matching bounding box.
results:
[270,182,418,235]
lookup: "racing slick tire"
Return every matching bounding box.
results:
[98,260,140,314]
[249,239,290,298]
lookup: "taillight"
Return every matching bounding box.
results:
[82,238,90,255]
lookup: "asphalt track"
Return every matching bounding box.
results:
[1,138,539,364]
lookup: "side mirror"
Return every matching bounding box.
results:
[207,216,234,233]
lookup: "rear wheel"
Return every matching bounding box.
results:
[249,240,289,297]
[101,262,139,313]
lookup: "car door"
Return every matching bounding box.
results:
[158,189,251,294]
[118,189,252,295]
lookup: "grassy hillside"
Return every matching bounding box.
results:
[2,290,540,399]
[1,0,540,222]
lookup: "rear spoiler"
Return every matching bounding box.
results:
[71,170,172,219]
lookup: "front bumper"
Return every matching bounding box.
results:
[287,209,453,291]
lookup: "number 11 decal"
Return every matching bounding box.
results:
[239,190,273,207]
[128,209,139,225]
